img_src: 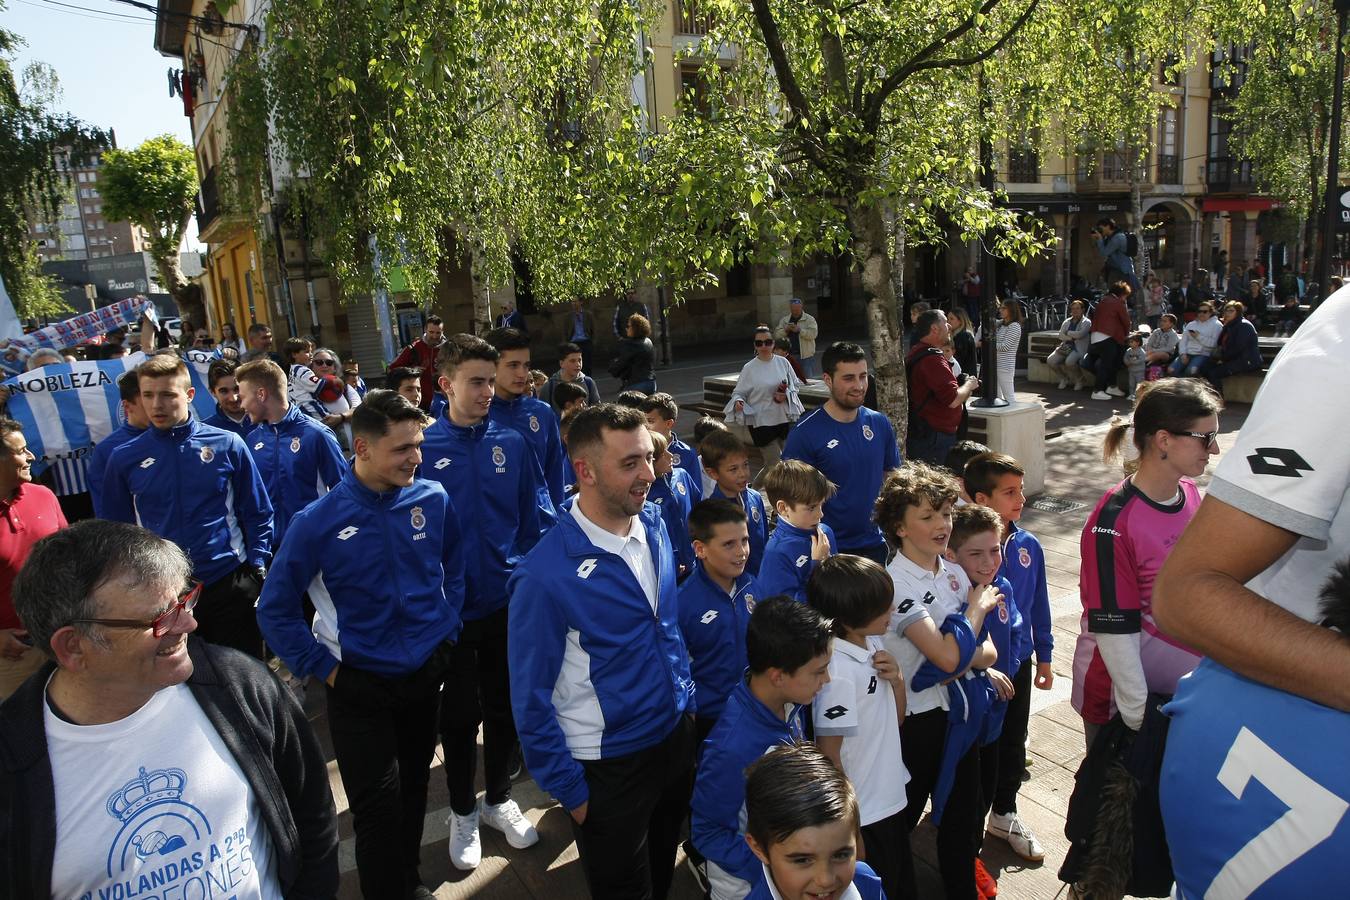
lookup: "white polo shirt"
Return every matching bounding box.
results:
[813,635,909,826]
[883,550,972,716]
[1206,286,1350,624]
[570,503,658,612]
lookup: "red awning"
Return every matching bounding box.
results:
[1200,197,1276,213]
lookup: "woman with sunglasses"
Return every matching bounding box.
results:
[1072,378,1223,751]
[1201,300,1263,393]
[308,347,362,449]
[729,325,803,481]
[1169,302,1222,378]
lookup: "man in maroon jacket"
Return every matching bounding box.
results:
[905,310,981,466]
[390,316,445,410]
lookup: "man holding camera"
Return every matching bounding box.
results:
[1092,217,1142,315]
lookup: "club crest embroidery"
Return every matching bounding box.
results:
[752,506,762,523]
[998,599,1009,624]
[948,573,960,593]
[1019,547,1032,568]
[103,766,210,879]
[862,424,874,441]
[676,481,687,495]
[529,415,540,433]
[411,506,426,531]
[290,437,302,453]
[670,452,681,466]
[199,446,214,463]
[743,593,756,613]
[492,445,507,469]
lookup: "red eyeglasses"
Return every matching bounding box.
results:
[71,581,203,639]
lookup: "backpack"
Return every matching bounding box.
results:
[1123,230,1139,258]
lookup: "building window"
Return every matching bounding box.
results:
[79,188,91,199]
[1008,147,1040,183]
[1159,54,1181,86]
[679,66,713,118]
[1157,108,1179,183]
[675,0,713,35]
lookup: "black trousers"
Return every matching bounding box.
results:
[991,658,1034,816]
[1089,338,1124,392]
[195,563,265,660]
[573,714,697,900]
[901,708,980,900]
[327,644,452,900]
[861,810,917,900]
[440,606,517,815]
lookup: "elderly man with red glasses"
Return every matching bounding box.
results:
[0,518,339,899]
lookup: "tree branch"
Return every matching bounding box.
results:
[749,0,814,125]
[866,0,1039,129]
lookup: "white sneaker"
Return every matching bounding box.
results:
[987,811,1045,862]
[447,807,482,870]
[1056,379,1068,390]
[1090,390,1112,401]
[1105,386,1127,397]
[1073,380,1087,391]
[480,798,539,850]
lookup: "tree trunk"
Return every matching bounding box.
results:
[148,237,205,334]
[848,201,908,447]
[468,243,494,336]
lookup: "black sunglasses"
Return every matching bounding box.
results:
[312,358,337,366]
[1169,429,1219,448]
[753,339,774,347]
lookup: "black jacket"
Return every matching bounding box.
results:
[0,638,339,899]
[609,336,655,387]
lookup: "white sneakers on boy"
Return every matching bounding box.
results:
[480,798,540,849]
[987,810,1045,862]
[447,806,482,870]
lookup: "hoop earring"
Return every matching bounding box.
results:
[1160,451,1168,460]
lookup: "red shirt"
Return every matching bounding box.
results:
[389,338,442,410]
[906,344,963,434]
[1093,293,1132,344]
[0,483,67,630]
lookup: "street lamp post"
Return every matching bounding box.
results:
[972,78,1007,409]
[1316,0,1350,304]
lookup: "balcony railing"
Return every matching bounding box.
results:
[676,0,714,35]
[1207,156,1254,192]
[1008,149,1040,184]
[1156,153,1179,184]
[196,166,219,234]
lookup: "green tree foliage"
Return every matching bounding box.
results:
[0,12,101,318]
[234,0,1219,426]
[1219,2,1342,275]
[99,134,203,326]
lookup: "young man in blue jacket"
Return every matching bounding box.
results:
[782,341,901,566]
[204,359,253,440]
[257,389,465,900]
[102,353,273,659]
[690,596,832,898]
[88,370,148,517]
[486,327,569,514]
[235,359,347,548]
[508,403,696,899]
[419,335,547,869]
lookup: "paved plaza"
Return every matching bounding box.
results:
[312,344,1249,899]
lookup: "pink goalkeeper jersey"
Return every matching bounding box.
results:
[1072,476,1203,724]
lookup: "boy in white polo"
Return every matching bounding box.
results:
[875,462,1000,900]
[808,554,913,900]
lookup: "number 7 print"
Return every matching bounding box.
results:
[1205,727,1349,899]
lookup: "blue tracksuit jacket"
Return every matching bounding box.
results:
[88,423,144,518]
[245,404,347,547]
[649,467,697,576]
[205,404,253,441]
[667,434,703,498]
[257,470,465,682]
[756,518,837,603]
[1000,521,1053,668]
[782,405,900,553]
[418,413,546,621]
[508,503,693,812]
[103,418,273,585]
[677,564,759,721]
[745,862,884,900]
[711,485,769,576]
[691,680,806,893]
[490,393,569,512]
